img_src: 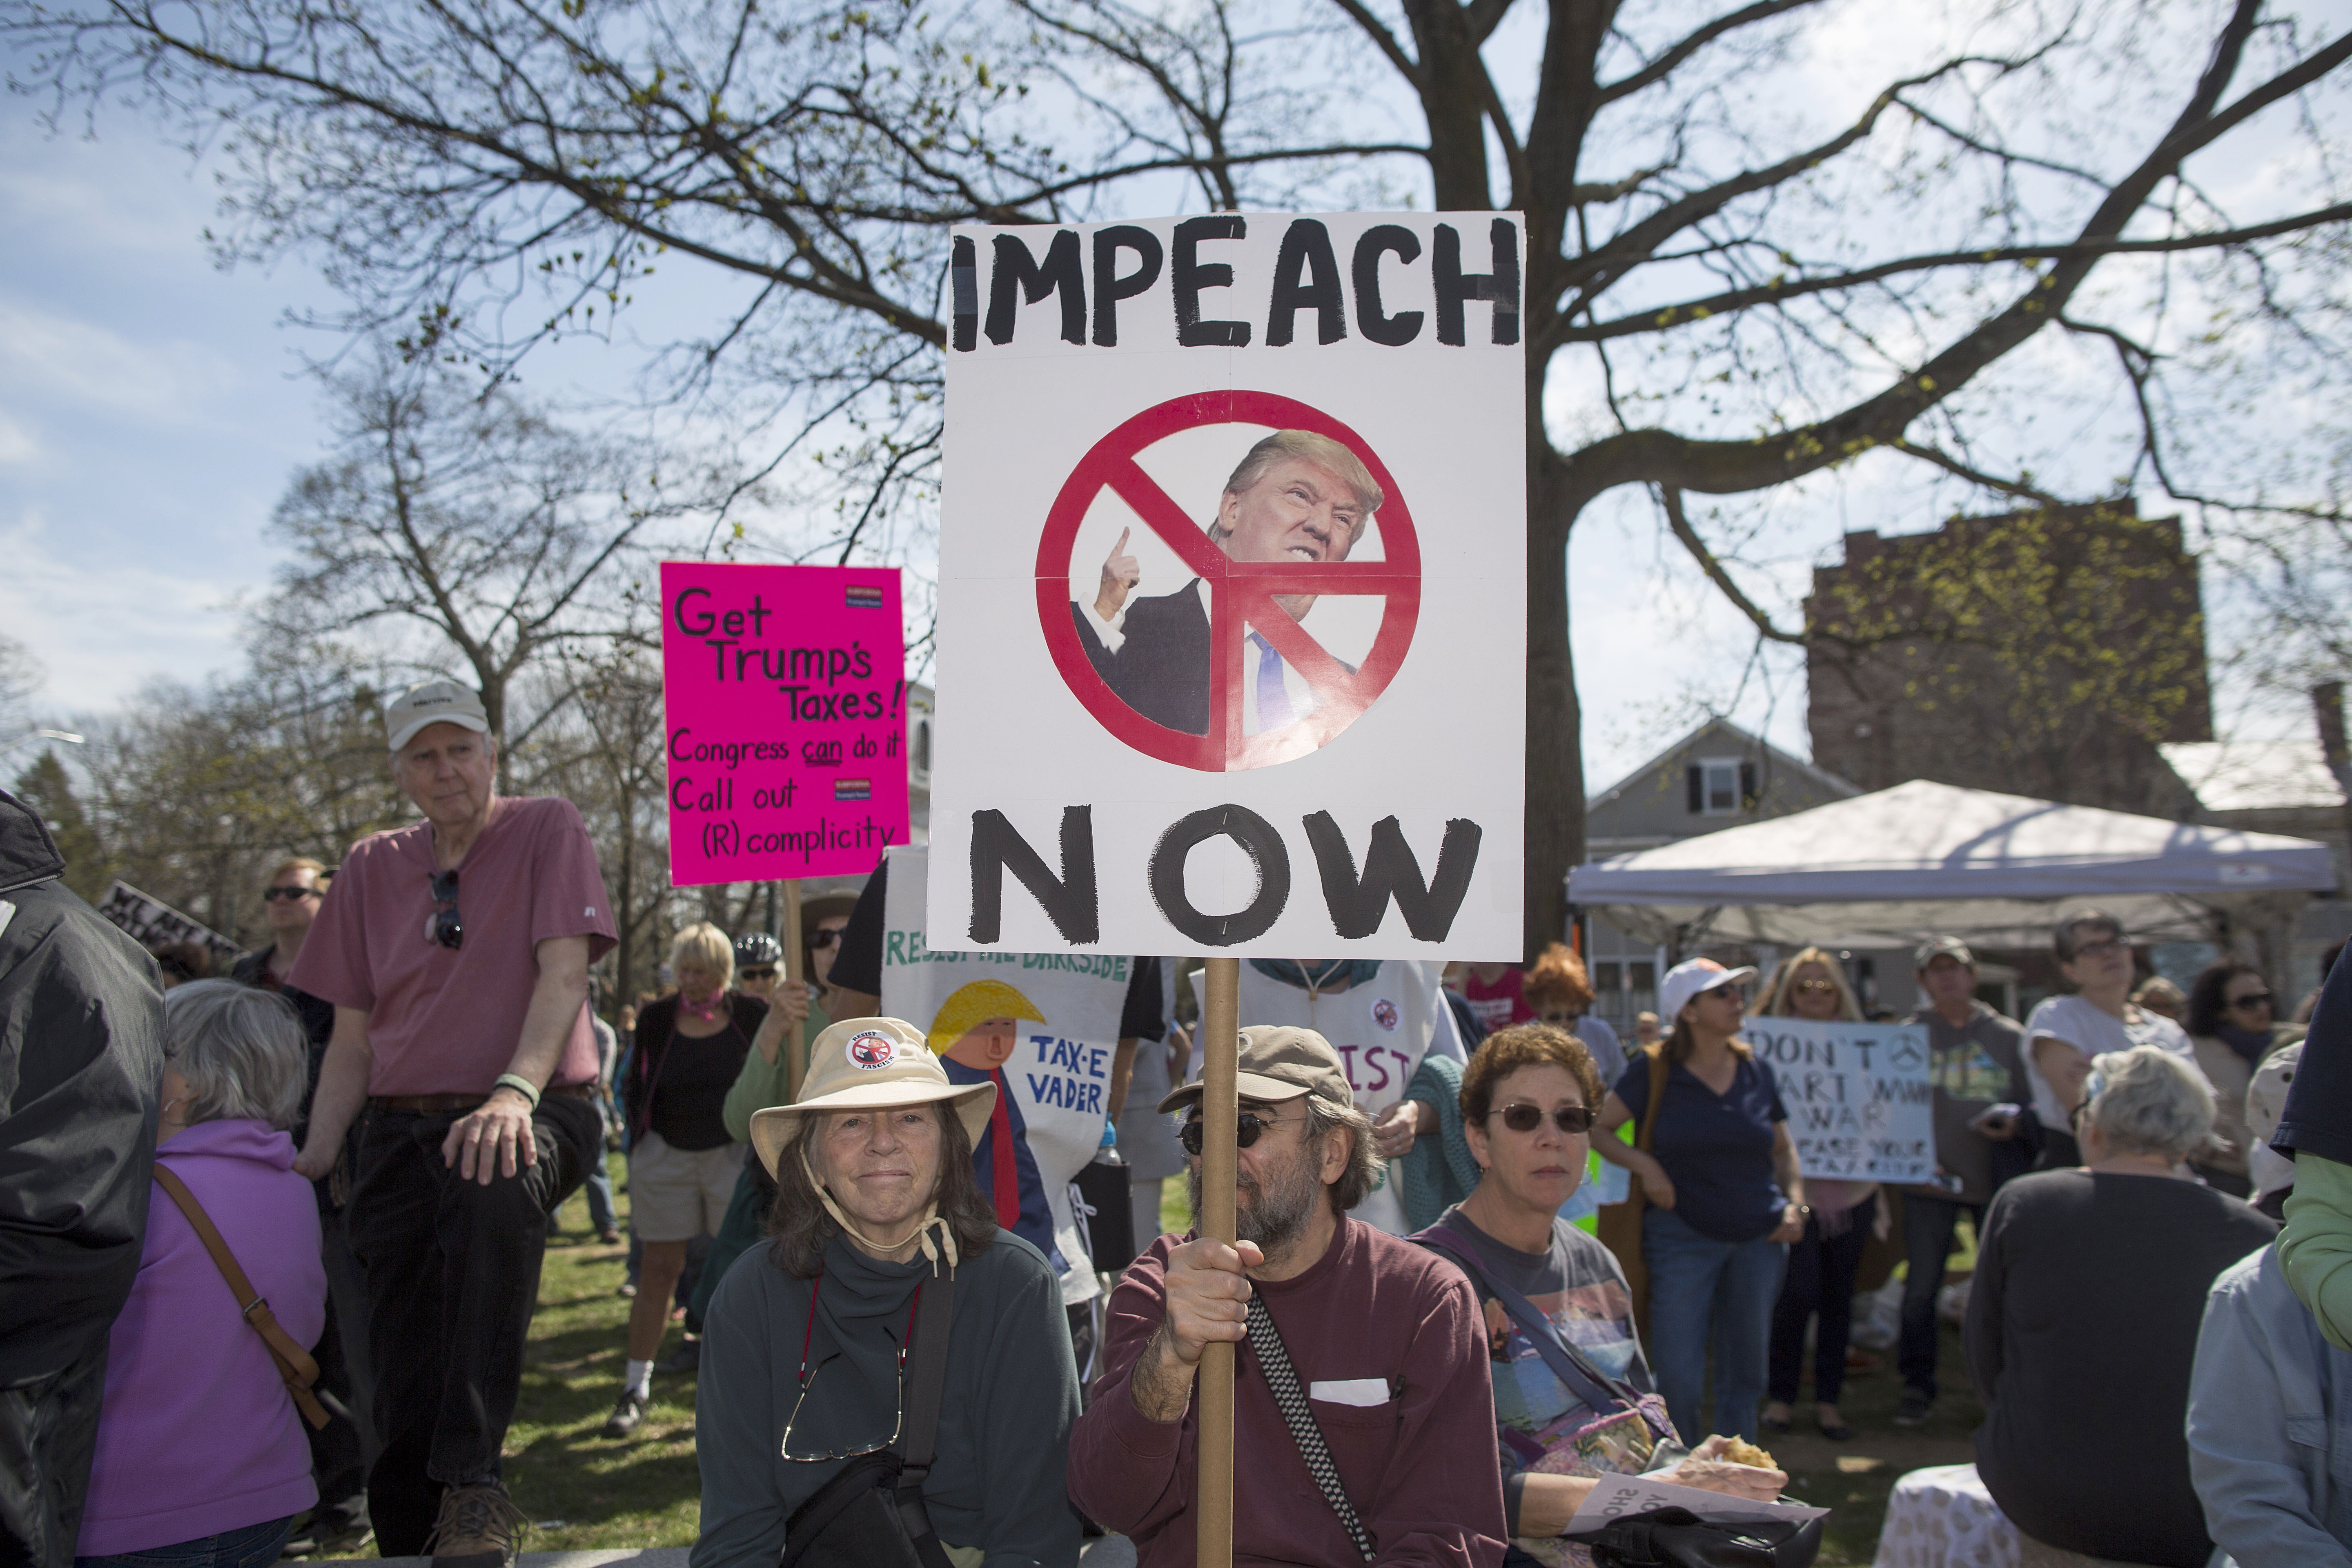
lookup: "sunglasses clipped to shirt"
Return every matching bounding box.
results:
[1489,1102,1598,1134]
[425,868,462,950]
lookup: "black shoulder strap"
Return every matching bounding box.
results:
[1246,1297,1376,1563]
[1416,1224,1666,1439]
[898,1271,954,1479]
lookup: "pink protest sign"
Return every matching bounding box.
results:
[661,562,909,886]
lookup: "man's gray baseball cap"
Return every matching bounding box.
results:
[1915,935,1976,970]
[385,679,492,753]
[1158,1025,1354,1115]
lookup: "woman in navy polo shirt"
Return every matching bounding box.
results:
[1597,958,1807,1444]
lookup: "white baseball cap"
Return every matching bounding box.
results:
[385,679,492,753]
[1657,957,1760,1024]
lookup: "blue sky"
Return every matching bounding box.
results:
[6,18,2316,794]
[0,88,1784,792]
[1,98,335,710]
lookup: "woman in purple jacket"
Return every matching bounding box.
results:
[76,980,326,1568]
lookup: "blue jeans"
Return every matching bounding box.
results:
[581,1140,619,1233]
[77,1514,296,1568]
[1643,1206,1787,1445]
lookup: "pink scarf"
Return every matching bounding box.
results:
[677,988,726,1023]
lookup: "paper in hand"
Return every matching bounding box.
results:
[1566,1473,1829,1535]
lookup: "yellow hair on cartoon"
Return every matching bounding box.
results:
[925,979,1047,1055]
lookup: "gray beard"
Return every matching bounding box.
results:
[1189,1138,1323,1255]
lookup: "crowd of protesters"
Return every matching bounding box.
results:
[2,674,2348,1568]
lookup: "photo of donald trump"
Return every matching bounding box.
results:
[1069,429,1383,737]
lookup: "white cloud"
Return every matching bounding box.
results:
[0,510,248,712]
[0,414,36,465]
[0,294,249,423]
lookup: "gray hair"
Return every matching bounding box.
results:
[1303,1094,1381,1212]
[2083,1045,2214,1161]
[163,980,310,1130]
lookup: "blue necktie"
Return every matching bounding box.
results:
[1250,631,1294,730]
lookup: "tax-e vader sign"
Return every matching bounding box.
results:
[931,213,1526,958]
[661,562,911,886]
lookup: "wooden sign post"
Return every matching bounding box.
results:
[781,880,808,1101]
[1197,956,1239,1568]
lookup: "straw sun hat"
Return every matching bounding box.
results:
[747,1017,997,1180]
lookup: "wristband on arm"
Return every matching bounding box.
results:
[493,1073,543,1110]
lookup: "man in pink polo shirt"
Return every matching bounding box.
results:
[290,679,615,1567]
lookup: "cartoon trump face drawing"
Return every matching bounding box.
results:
[927,979,1048,1071]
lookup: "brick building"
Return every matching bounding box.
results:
[1804,501,2212,817]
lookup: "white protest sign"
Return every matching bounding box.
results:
[931,213,1526,959]
[879,844,1132,1305]
[96,880,245,972]
[1567,1473,1827,1535]
[1744,1018,1934,1184]
[1184,960,1467,1235]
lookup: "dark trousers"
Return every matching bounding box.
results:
[1766,1209,1871,1405]
[1897,1193,1979,1400]
[303,1198,378,1522]
[347,1094,598,1555]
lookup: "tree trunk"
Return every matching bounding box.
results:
[614,790,637,1013]
[1523,411,1584,963]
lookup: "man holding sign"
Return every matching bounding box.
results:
[1068,1026,1505,1566]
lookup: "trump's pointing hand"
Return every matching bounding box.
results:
[1095,527,1141,623]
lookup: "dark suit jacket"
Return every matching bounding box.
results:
[1071,581,1210,736]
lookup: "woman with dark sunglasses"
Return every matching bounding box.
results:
[2183,958,2305,1198]
[1412,1024,1790,1566]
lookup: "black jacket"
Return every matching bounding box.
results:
[1071,581,1211,736]
[2276,942,2351,1164]
[0,789,165,1568]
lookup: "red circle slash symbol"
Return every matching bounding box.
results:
[1035,391,1421,772]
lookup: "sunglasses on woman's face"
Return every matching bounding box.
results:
[740,966,777,982]
[262,885,318,903]
[1178,1111,1294,1156]
[1793,978,1837,995]
[1489,1103,1596,1135]
[809,927,845,950]
[2227,991,2274,1010]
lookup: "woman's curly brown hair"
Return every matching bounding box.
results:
[1459,1022,1606,1127]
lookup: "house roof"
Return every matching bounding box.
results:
[1587,716,1859,811]
[2160,740,2347,814]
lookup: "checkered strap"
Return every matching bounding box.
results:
[1245,1296,1376,1563]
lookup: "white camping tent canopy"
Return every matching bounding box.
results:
[1568,779,2339,950]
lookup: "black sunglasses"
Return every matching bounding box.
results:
[262,885,318,903]
[1490,1103,1597,1135]
[740,966,778,981]
[426,868,462,950]
[1178,1111,1294,1156]
[808,927,844,950]
[2227,991,2274,1009]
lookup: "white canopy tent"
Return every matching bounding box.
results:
[1568,778,2339,951]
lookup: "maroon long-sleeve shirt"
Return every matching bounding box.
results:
[1069,1217,1507,1568]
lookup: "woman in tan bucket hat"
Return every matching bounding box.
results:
[690,1018,1082,1568]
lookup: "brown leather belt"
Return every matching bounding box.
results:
[370,1082,595,1113]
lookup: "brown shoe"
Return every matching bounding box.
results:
[422,1483,530,1568]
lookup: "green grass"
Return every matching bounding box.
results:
[497,1168,702,1551]
[481,1173,1973,1561]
